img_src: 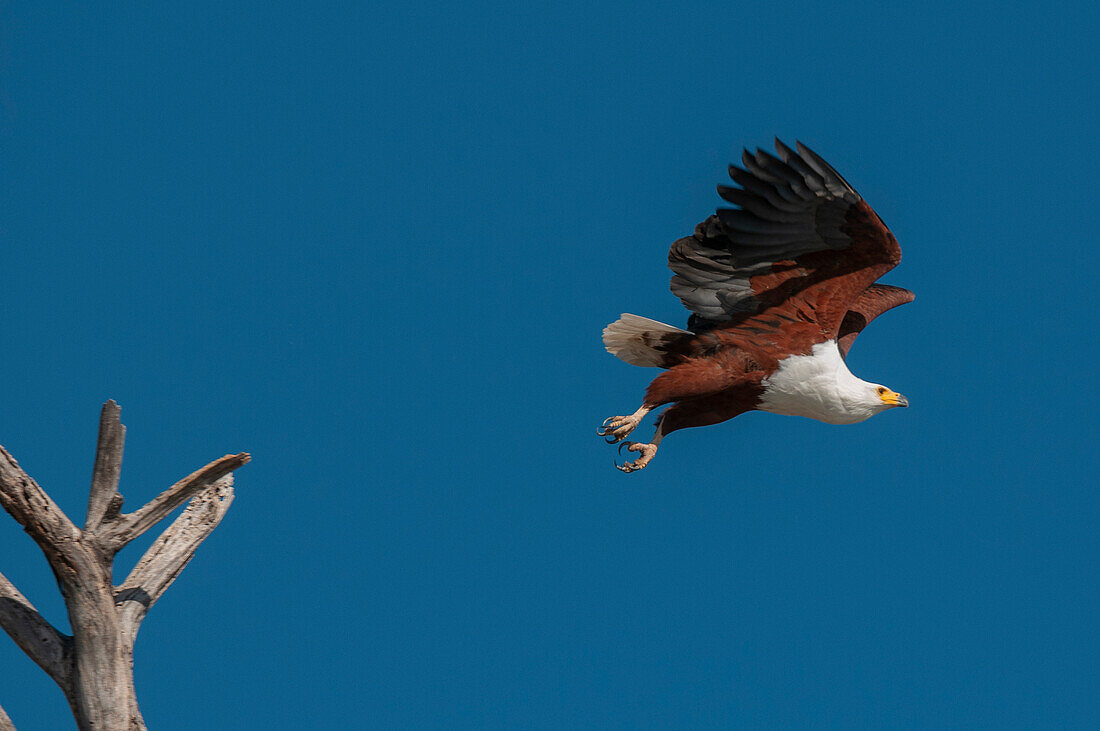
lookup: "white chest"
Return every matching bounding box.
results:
[757,341,877,425]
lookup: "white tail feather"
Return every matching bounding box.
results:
[602,313,691,367]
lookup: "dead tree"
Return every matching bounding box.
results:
[0,400,249,729]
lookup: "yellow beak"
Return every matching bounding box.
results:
[886,392,909,408]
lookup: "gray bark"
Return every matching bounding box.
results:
[0,401,249,730]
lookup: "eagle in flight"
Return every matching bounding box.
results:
[599,139,912,472]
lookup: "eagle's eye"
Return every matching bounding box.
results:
[876,387,886,395]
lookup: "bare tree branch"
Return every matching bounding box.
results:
[85,401,125,531]
[0,445,80,552]
[0,571,70,689]
[0,401,247,728]
[116,477,235,642]
[99,453,249,551]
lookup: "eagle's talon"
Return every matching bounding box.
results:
[597,414,640,443]
[615,442,658,473]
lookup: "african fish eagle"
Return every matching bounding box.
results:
[599,139,912,472]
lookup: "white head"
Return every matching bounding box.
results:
[843,380,909,421]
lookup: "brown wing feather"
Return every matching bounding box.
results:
[669,140,903,355]
[836,284,915,359]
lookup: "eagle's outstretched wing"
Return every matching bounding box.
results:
[669,139,902,341]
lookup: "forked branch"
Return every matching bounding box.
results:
[116,475,236,642]
[98,452,250,552]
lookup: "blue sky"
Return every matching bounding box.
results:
[0,1,1097,727]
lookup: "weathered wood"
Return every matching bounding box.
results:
[117,476,235,644]
[0,444,81,552]
[85,400,126,531]
[0,401,248,729]
[0,571,70,690]
[59,541,142,730]
[98,453,250,552]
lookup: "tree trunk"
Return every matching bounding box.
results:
[62,548,144,729]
